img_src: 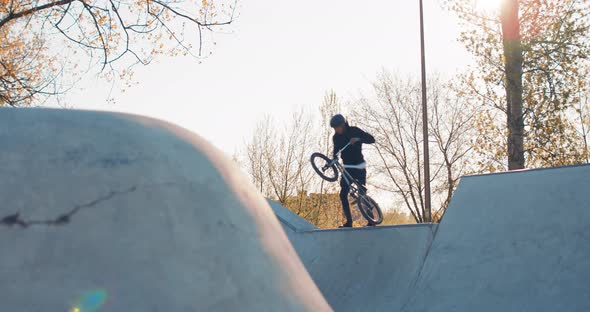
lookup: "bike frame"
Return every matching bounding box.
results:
[325,143,364,198]
[313,141,382,225]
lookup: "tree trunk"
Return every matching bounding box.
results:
[501,0,525,170]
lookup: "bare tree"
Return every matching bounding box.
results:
[429,79,477,217]
[265,110,314,205]
[244,116,273,196]
[352,71,475,223]
[243,110,314,205]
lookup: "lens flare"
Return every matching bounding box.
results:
[70,289,107,312]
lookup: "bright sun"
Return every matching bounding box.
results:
[475,0,502,12]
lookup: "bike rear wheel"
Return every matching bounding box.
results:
[358,195,383,225]
[310,153,339,182]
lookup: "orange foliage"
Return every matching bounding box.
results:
[0,0,236,106]
[448,0,590,169]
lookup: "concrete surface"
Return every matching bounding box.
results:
[273,165,590,312]
[403,165,590,312]
[3,108,590,312]
[268,199,436,311]
[267,199,316,232]
[288,225,436,312]
[0,108,330,312]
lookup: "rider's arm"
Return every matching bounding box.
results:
[355,128,375,144]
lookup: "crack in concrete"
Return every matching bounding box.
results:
[0,185,138,228]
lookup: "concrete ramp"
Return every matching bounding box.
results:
[269,200,436,311]
[4,109,590,311]
[403,165,590,312]
[290,225,435,312]
[0,109,330,312]
[272,165,590,312]
[267,199,316,232]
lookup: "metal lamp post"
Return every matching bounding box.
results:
[419,0,432,222]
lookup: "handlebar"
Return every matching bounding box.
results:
[334,142,351,159]
[323,142,351,170]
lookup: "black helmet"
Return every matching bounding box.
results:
[330,114,346,128]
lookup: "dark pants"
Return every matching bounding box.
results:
[340,168,367,224]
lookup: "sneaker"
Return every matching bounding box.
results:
[339,222,353,228]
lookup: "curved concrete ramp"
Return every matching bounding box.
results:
[269,200,436,311]
[267,199,316,232]
[403,165,590,312]
[272,165,590,312]
[0,109,331,311]
[289,225,435,312]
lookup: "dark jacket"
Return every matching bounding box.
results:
[332,125,375,165]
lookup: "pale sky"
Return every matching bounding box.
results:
[62,0,474,155]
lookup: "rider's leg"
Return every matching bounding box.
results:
[358,169,367,193]
[349,168,367,193]
[350,169,374,226]
[339,177,353,227]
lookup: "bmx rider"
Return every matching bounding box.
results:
[330,114,375,228]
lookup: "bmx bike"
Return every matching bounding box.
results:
[310,142,383,225]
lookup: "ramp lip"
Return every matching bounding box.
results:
[266,199,317,232]
[296,223,435,233]
[463,163,590,179]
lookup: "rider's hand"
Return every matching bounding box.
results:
[350,137,361,145]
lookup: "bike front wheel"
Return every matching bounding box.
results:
[310,153,339,182]
[358,195,383,225]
